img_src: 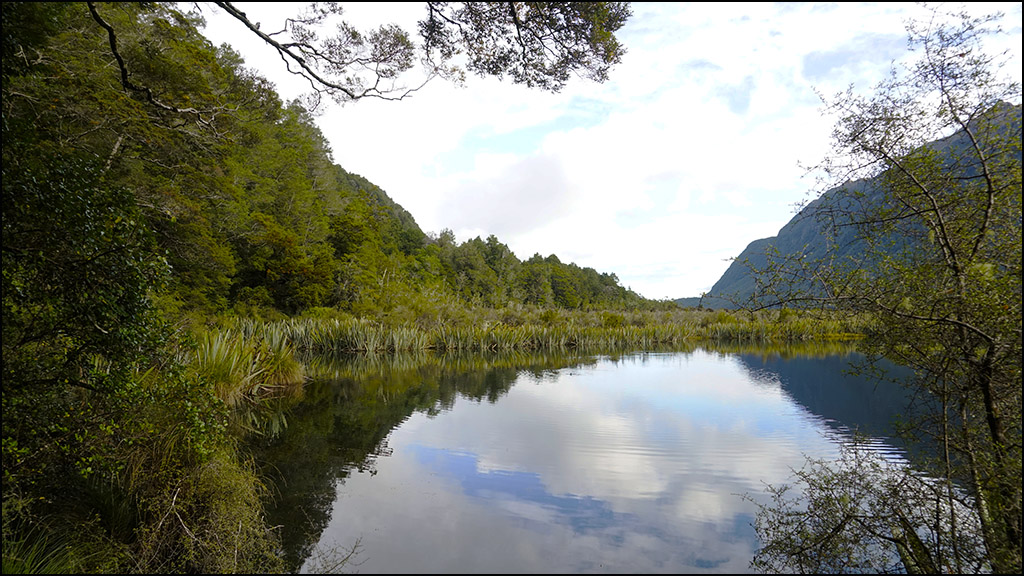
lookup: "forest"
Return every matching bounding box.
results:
[4,2,1019,574]
[0,2,694,572]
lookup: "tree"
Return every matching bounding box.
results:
[749,6,1021,574]
[3,2,637,570]
[199,1,631,108]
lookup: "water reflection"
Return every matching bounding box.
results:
[249,343,914,573]
[734,352,916,450]
[250,349,604,571]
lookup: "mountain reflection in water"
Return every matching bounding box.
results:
[248,344,915,573]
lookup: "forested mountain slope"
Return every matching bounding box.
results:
[2,3,647,573]
[677,101,1022,309]
[3,3,648,324]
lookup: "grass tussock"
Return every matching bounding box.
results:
[1,522,108,575]
[131,449,283,574]
[210,305,865,357]
[189,329,305,406]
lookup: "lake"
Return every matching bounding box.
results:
[251,345,915,573]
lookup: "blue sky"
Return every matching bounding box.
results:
[196,2,1022,300]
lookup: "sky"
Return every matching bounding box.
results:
[193,2,1022,300]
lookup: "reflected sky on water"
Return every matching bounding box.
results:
[277,349,913,573]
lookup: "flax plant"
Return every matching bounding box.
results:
[190,330,305,406]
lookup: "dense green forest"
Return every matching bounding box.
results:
[8,3,1014,574]
[2,3,649,322]
[0,2,676,572]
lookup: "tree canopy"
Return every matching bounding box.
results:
[170,1,630,108]
[2,2,644,572]
[749,6,1022,574]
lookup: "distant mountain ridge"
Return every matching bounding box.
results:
[676,102,1022,309]
[674,177,875,309]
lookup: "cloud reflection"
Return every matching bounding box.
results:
[412,447,620,536]
[311,350,905,573]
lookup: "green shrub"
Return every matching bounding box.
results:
[600,312,625,328]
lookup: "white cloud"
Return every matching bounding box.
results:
[403,352,836,514]
[441,153,574,237]
[196,2,1023,299]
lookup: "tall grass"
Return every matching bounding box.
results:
[239,306,863,356]
[1,528,92,575]
[189,328,305,406]
[191,307,866,403]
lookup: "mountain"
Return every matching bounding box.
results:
[675,178,875,309]
[676,102,1022,309]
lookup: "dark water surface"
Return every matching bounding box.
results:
[252,346,914,573]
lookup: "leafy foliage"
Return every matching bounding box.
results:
[748,7,1022,573]
[750,442,988,574]
[210,1,631,107]
[2,2,641,572]
[421,2,631,91]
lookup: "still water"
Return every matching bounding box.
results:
[253,346,914,573]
